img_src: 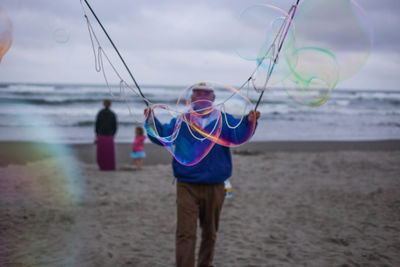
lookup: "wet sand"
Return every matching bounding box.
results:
[1,140,400,166]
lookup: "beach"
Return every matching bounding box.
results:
[1,140,399,266]
[2,0,400,265]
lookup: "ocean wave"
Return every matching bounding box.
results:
[1,84,400,140]
[0,120,138,128]
[388,99,400,105]
[0,98,103,105]
[3,84,56,93]
[346,92,400,102]
[73,121,136,127]
[376,122,400,128]
[0,95,180,106]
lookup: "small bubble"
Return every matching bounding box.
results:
[53,28,70,44]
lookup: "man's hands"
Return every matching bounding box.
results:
[144,107,152,116]
[248,110,261,122]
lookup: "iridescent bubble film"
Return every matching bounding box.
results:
[0,102,86,265]
[0,7,13,63]
[145,82,256,165]
[279,0,372,106]
[234,0,372,106]
[291,0,372,82]
[235,4,293,88]
[145,102,221,166]
[283,47,339,106]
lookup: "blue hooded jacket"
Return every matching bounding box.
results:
[147,113,255,184]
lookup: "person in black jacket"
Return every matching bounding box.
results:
[95,99,117,170]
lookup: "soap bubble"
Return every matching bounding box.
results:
[0,7,13,62]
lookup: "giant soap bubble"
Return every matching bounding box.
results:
[0,101,85,266]
[145,82,256,165]
[280,0,372,106]
[291,0,372,82]
[235,4,294,90]
[0,7,13,63]
[283,47,339,106]
[235,0,372,106]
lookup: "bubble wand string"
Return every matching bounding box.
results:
[81,0,149,106]
[254,0,301,111]
[80,0,294,146]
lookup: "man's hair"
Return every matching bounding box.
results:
[103,99,111,108]
[193,82,214,92]
[136,126,144,136]
[191,82,215,103]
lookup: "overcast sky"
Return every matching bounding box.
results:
[0,0,399,90]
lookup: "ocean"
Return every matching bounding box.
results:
[0,83,399,143]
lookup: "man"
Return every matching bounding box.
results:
[146,82,260,267]
[95,99,118,170]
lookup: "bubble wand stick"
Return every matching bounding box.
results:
[81,0,149,106]
[254,0,301,111]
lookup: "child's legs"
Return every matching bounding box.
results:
[135,158,143,170]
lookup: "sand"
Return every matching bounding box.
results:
[0,141,400,266]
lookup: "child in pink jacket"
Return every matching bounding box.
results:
[131,126,146,170]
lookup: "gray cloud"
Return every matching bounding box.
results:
[0,0,399,90]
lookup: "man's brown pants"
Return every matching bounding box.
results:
[176,180,226,267]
